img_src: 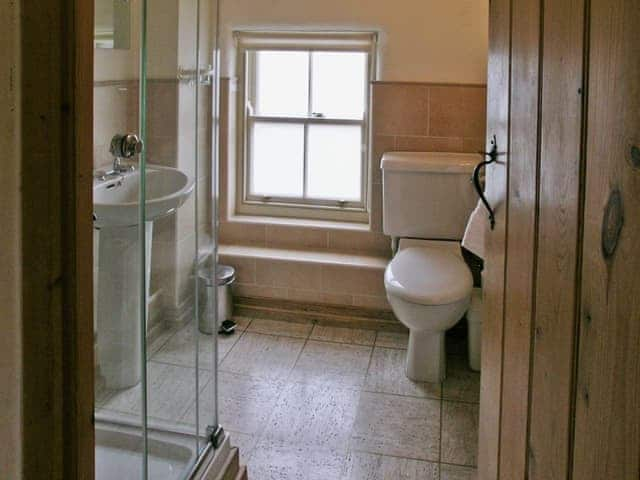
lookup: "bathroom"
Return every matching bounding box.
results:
[90,0,487,477]
[4,0,638,479]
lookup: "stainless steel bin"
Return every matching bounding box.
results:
[198,264,235,334]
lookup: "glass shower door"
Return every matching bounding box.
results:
[93,0,220,478]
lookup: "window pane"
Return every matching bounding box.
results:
[249,122,304,197]
[254,51,309,116]
[311,52,367,119]
[307,124,362,201]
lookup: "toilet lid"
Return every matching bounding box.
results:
[385,247,473,306]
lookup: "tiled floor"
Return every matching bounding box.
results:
[99,317,479,480]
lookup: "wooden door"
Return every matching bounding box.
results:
[572,0,640,477]
[479,0,640,478]
[477,0,511,477]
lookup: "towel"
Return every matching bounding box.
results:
[462,201,485,260]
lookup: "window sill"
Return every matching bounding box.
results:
[226,213,373,232]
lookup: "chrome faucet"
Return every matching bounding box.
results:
[95,133,144,181]
[109,133,143,172]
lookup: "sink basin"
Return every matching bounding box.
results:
[93,165,195,228]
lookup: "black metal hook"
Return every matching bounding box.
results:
[473,135,499,230]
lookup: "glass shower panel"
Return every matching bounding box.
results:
[94,0,219,477]
[93,0,146,478]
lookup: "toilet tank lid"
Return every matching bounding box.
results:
[381,152,481,174]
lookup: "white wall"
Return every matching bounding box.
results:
[0,0,22,477]
[220,0,488,83]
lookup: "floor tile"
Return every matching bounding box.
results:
[152,319,250,370]
[248,439,346,480]
[310,325,376,346]
[182,371,284,435]
[219,332,305,380]
[351,392,440,461]
[364,347,441,399]
[443,355,480,403]
[290,340,372,387]
[228,431,257,465]
[247,318,312,338]
[147,323,181,358]
[101,362,205,423]
[441,402,479,467]
[341,451,439,479]
[263,382,361,450]
[440,463,477,480]
[375,331,409,349]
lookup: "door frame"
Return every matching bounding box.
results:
[19,0,95,477]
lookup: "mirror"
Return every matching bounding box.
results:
[95,0,131,49]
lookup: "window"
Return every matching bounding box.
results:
[235,31,377,222]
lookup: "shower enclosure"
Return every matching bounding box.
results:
[93,0,221,477]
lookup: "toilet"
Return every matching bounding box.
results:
[382,151,481,383]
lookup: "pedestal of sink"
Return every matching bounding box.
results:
[96,222,153,389]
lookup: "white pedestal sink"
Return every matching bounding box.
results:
[94,165,194,389]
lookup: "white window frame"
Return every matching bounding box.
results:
[234,31,377,223]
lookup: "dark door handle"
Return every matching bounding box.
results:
[474,135,499,230]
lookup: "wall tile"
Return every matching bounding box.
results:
[255,258,323,290]
[428,86,487,138]
[372,83,429,136]
[371,135,396,184]
[321,265,386,296]
[232,283,288,300]
[265,225,328,250]
[219,221,266,247]
[463,137,486,153]
[327,230,391,257]
[352,294,391,311]
[395,135,464,153]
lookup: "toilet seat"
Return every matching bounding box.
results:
[384,247,473,306]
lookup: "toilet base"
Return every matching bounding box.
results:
[406,330,446,383]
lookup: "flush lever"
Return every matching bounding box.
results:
[474,135,500,230]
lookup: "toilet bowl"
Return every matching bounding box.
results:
[384,245,473,383]
[381,151,482,383]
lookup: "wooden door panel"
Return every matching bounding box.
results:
[498,0,541,477]
[572,0,640,477]
[478,0,511,478]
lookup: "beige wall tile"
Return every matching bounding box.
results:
[219,221,266,246]
[353,294,392,311]
[146,81,178,138]
[327,230,391,257]
[232,282,288,300]
[372,83,429,136]
[265,224,328,250]
[321,265,386,296]
[395,135,464,153]
[288,288,355,306]
[370,183,384,233]
[371,135,396,184]
[428,86,487,138]
[255,258,323,290]
[462,137,486,153]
